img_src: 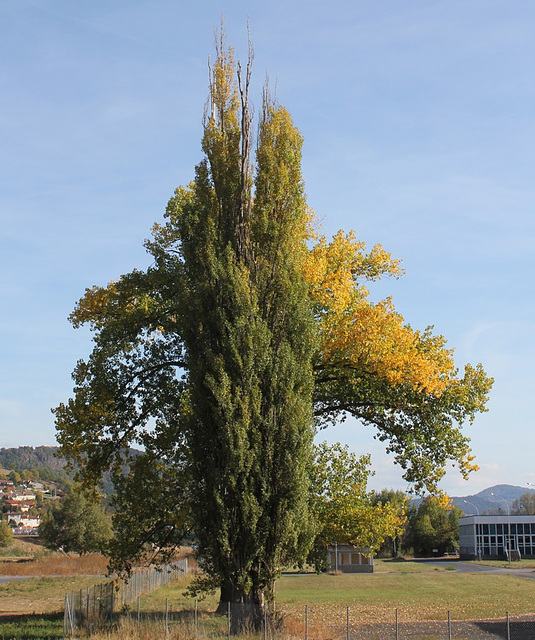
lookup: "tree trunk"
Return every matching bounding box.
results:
[216,581,265,634]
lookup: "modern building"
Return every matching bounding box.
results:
[459,514,535,560]
[325,544,374,573]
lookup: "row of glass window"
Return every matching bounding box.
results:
[461,523,535,535]
[480,523,535,535]
[475,535,535,555]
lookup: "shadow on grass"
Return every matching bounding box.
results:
[0,612,63,639]
[475,619,535,639]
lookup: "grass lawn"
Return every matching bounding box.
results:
[0,575,112,616]
[275,571,535,623]
[141,561,535,624]
[0,575,113,640]
[3,558,535,638]
[470,558,535,569]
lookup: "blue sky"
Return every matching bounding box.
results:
[1,0,534,497]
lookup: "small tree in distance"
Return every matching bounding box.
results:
[308,443,406,571]
[39,484,112,555]
[404,496,461,557]
[511,492,535,515]
[370,489,408,557]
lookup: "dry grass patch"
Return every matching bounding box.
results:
[0,551,108,576]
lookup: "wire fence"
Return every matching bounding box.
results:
[87,600,535,639]
[63,563,535,639]
[63,557,189,636]
[287,606,535,640]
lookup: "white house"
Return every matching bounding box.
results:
[6,513,41,529]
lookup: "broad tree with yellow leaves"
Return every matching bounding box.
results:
[307,229,491,492]
[54,34,492,631]
[308,442,406,571]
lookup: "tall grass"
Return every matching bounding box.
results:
[0,551,108,576]
[85,617,300,640]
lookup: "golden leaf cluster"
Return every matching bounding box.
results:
[304,230,457,396]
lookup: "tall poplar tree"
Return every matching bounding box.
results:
[177,38,316,617]
[54,32,492,631]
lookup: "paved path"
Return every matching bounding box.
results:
[412,557,535,579]
[0,575,35,584]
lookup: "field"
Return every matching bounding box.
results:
[0,539,111,638]
[129,559,535,622]
[2,553,535,638]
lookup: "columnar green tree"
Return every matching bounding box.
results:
[177,40,316,616]
[54,33,492,630]
[56,38,316,627]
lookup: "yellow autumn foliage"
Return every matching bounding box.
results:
[304,230,457,396]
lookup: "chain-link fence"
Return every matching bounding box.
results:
[63,558,189,636]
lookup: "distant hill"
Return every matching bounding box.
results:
[1,447,533,512]
[0,445,140,494]
[0,446,65,471]
[449,484,535,515]
[0,445,72,489]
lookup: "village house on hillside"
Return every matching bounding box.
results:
[1,477,56,536]
[6,512,41,534]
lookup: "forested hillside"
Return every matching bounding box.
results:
[0,446,72,489]
[0,446,120,494]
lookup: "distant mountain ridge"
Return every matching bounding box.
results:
[448,484,535,515]
[0,445,65,471]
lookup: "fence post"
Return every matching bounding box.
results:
[395,608,399,640]
[195,599,198,638]
[165,597,169,635]
[86,587,90,633]
[63,593,70,637]
[507,611,510,640]
[228,602,231,640]
[448,610,451,640]
[305,605,309,640]
[346,606,350,640]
